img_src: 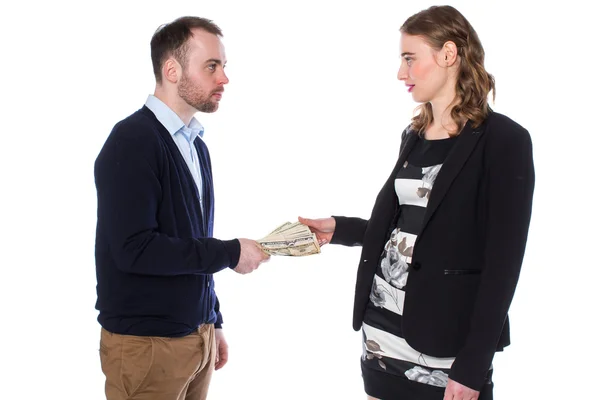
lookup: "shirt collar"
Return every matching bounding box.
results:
[145,95,204,140]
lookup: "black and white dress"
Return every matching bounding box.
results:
[361,134,487,399]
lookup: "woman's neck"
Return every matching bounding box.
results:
[426,98,463,140]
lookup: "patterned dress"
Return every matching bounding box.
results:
[361,134,479,398]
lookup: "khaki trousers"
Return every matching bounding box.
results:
[99,324,215,400]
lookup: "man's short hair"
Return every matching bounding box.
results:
[150,16,223,83]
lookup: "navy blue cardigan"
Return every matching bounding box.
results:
[94,106,240,337]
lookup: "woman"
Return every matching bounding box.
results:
[300,5,534,400]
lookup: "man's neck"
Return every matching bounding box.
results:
[153,88,196,126]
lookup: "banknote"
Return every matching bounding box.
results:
[258,222,321,256]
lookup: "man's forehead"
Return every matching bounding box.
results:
[189,29,222,45]
[187,30,225,55]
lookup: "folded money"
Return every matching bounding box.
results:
[257,222,321,256]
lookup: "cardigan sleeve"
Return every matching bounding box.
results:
[449,122,535,390]
[214,294,224,329]
[95,125,241,276]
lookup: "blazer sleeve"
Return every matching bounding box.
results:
[330,216,369,246]
[449,124,535,390]
[95,124,241,277]
[329,126,413,247]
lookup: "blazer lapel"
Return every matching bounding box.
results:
[417,122,484,240]
[378,130,419,215]
[363,130,418,265]
[355,129,419,322]
[393,130,419,179]
[370,129,418,222]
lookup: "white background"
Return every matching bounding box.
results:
[1,0,598,398]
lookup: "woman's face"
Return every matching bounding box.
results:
[397,33,455,104]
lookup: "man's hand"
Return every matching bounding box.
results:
[233,239,270,274]
[214,328,228,370]
[298,216,336,246]
[443,379,480,400]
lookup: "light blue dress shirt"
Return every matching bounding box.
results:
[145,95,204,213]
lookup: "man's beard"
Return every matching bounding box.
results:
[178,73,219,113]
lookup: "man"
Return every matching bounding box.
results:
[94,16,269,400]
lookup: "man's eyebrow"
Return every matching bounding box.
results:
[205,58,226,65]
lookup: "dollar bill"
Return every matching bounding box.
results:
[257,222,321,257]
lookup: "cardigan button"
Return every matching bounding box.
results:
[412,262,421,271]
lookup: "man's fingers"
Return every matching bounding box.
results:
[214,350,221,369]
[215,342,228,370]
[219,351,228,365]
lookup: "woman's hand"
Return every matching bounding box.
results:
[443,379,480,400]
[298,216,335,246]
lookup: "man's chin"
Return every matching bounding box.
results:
[196,103,219,113]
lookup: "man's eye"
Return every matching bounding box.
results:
[208,64,217,71]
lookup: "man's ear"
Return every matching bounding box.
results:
[162,58,181,84]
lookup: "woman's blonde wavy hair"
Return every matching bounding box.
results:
[400,5,495,134]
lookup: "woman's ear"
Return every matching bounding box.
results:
[441,41,458,67]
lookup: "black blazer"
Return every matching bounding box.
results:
[331,111,535,390]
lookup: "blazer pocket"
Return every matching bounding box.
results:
[444,269,482,275]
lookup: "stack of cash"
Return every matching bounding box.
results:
[258,222,321,256]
